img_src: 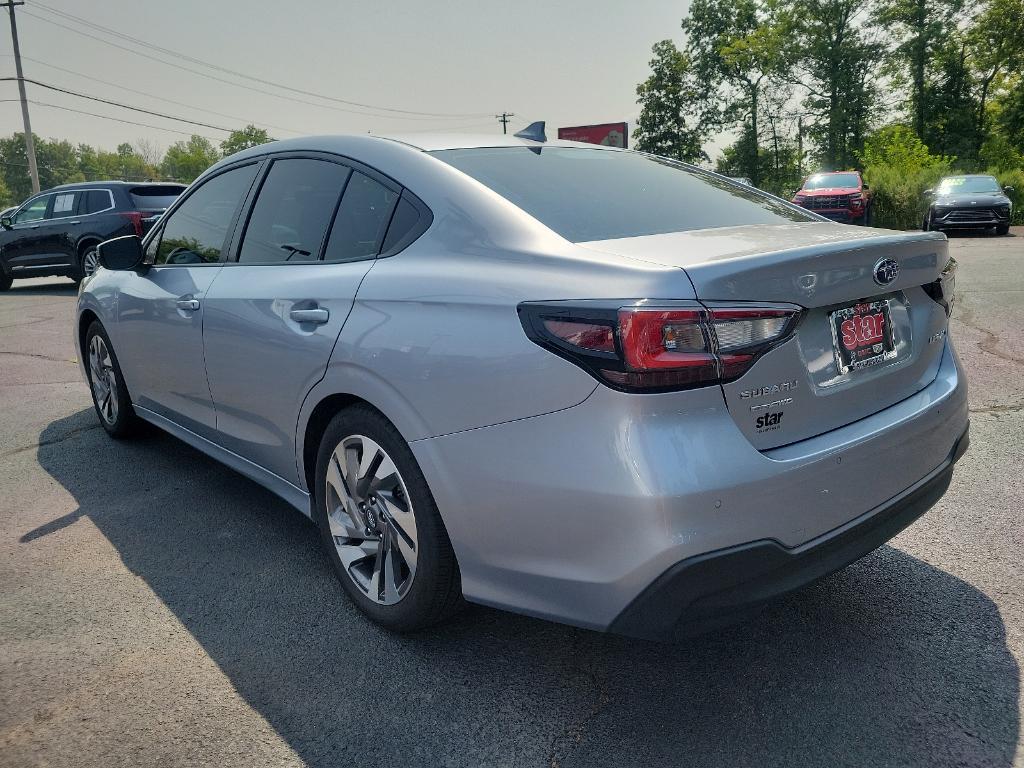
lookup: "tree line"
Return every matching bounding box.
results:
[634,0,1024,226]
[0,125,273,208]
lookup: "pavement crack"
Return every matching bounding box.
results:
[954,297,1024,367]
[547,631,611,768]
[969,402,1024,415]
[1,423,100,459]
[0,349,77,364]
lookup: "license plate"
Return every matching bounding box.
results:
[830,299,896,374]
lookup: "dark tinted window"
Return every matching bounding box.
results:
[156,164,258,265]
[937,176,1000,194]
[432,147,813,242]
[14,195,49,223]
[82,190,113,214]
[381,196,420,253]
[130,185,184,211]
[323,172,398,262]
[239,159,349,264]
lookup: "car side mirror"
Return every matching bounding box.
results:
[1005,185,1015,193]
[0,216,11,229]
[862,183,870,191]
[97,235,146,272]
[923,188,934,197]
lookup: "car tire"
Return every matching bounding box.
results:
[74,243,100,282]
[314,405,463,632]
[84,321,140,439]
[0,272,10,291]
[996,223,1010,236]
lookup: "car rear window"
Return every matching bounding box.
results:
[130,185,185,211]
[430,147,812,242]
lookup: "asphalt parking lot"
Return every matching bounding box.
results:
[1,229,1022,768]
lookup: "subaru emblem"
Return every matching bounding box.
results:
[873,258,899,286]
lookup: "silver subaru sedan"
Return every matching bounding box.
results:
[75,129,967,641]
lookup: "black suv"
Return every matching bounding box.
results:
[0,181,185,289]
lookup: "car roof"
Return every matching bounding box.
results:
[47,180,186,191]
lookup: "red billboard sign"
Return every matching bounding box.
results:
[557,122,628,148]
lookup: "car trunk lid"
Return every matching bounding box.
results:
[580,223,952,449]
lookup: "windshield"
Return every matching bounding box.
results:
[937,176,1000,194]
[431,147,813,242]
[803,173,860,190]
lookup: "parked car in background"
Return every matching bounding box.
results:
[923,174,1013,235]
[77,132,966,640]
[792,171,872,225]
[0,181,185,290]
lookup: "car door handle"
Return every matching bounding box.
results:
[289,307,329,324]
[176,299,200,311]
[69,220,80,225]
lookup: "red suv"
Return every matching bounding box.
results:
[792,171,872,225]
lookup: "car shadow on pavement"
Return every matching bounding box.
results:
[31,409,1020,768]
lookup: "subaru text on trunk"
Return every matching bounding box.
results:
[75,129,967,641]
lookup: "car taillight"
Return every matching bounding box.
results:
[518,301,802,392]
[118,211,144,237]
[922,257,957,317]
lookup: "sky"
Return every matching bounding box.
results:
[0,0,734,164]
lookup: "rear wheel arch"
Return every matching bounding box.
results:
[302,393,385,496]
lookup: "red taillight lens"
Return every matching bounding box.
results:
[519,301,802,393]
[118,211,144,237]
[542,319,616,353]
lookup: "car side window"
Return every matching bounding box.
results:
[50,192,77,218]
[238,158,350,264]
[155,164,258,265]
[322,171,399,263]
[81,190,113,215]
[380,196,421,253]
[13,196,49,224]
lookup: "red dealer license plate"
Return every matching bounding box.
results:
[830,299,896,374]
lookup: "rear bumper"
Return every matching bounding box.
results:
[610,426,968,640]
[411,340,968,634]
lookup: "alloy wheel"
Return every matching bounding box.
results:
[324,434,418,605]
[83,248,99,277]
[88,335,119,424]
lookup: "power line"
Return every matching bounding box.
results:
[0,76,233,132]
[20,10,479,124]
[18,99,222,141]
[28,2,494,120]
[496,112,516,134]
[1,54,301,136]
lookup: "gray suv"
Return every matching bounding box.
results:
[76,132,968,640]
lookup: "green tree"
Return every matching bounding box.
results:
[220,124,274,157]
[784,0,881,170]
[160,135,220,182]
[683,0,787,186]
[874,0,965,140]
[634,40,708,162]
[967,0,1024,156]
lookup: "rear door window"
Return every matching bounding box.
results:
[323,172,399,262]
[130,185,185,211]
[238,158,350,264]
[155,164,258,265]
[50,192,77,218]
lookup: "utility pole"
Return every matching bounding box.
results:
[495,112,515,135]
[3,0,39,194]
[797,115,803,180]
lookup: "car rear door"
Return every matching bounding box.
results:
[201,155,401,485]
[113,162,261,438]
